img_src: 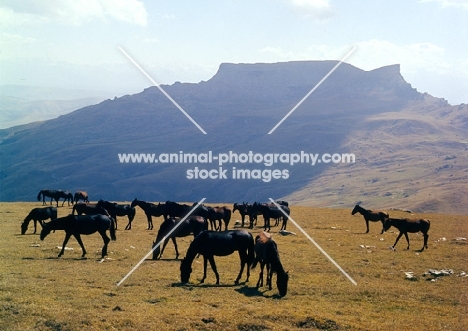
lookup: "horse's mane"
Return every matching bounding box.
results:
[257,231,272,244]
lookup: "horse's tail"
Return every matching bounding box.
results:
[51,208,58,220]
[109,217,117,241]
[72,204,77,215]
[129,207,136,221]
[37,191,42,201]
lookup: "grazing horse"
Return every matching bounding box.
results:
[165,201,192,219]
[351,204,389,234]
[40,214,116,258]
[207,206,231,231]
[233,202,249,228]
[37,189,62,206]
[152,216,208,259]
[58,190,74,206]
[252,202,290,231]
[180,230,255,285]
[96,200,136,230]
[130,199,165,230]
[251,232,289,296]
[21,207,57,234]
[74,191,89,203]
[384,217,431,251]
[72,202,109,216]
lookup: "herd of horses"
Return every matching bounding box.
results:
[20,190,432,296]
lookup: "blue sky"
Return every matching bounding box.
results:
[1,0,467,104]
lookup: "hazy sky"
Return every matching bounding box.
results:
[1,0,467,104]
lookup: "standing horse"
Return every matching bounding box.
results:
[96,200,136,230]
[252,202,290,231]
[384,217,431,251]
[130,199,165,230]
[207,206,231,231]
[74,191,89,203]
[37,189,62,206]
[251,231,289,297]
[180,230,254,285]
[72,202,108,216]
[233,202,249,228]
[40,214,116,258]
[21,207,57,234]
[152,216,208,259]
[351,204,389,234]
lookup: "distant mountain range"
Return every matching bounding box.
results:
[1,61,467,214]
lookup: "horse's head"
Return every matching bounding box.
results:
[40,222,52,240]
[180,257,192,283]
[277,271,289,297]
[20,220,29,235]
[383,218,393,232]
[351,204,360,215]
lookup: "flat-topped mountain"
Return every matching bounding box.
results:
[1,61,466,214]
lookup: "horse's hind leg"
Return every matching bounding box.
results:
[403,232,410,250]
[365,219,370,233]
[99,231,111,258]
[422,232,429,251]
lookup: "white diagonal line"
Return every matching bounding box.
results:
[117,198,206,286]
[118,46,207,134]
[268,47,356,134]
[269,198,357,286]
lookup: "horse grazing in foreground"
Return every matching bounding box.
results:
[251,231,289,297]
[152,216,208,259]
[180,230,254,285]
[351,204,389,234]
[96,200,136,230]
[384,217,431,251]
[207,206,231,231]
[130,199,165,230]
[21,207,57,234]
[74,191,89,203]
[40,214,116,258]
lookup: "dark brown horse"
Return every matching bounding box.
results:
[351,204,389,234]
[180,230,254,285]
[21,207,57,234]
[72,202,109,217]
[207,206,231,231]
[58,190,74,206]
[152,216,208,259]
[252,202,290,231]
[251,231,289,297]
[233,202,249,228]
[37,189,62,206]
[40,214,116,258]
[130,199,165,230]
[384,217,431,251]
[96,200,136,230]
[74,191,89,203]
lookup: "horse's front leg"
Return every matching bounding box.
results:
[392,232,404,250]
[58,233,72,257]
[172,237,179,259]
[256,261,264,288]
[33,220,38,234]
[267,263,273,290]
[365,219,370,233]
[207,256,219,284]
[125,216,131,230]
[73,234,87,258]
[423,232,429,251]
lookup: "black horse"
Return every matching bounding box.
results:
[96,200,136,230]
[233,202,249,228]
[207,206,231,231]
[180,230,255,285]
[40,214,116,258]
[37,189,63,207]
[252,202,290,231]
[130,199,165,230]
[74,191,89,203]
[21,207,57,234]
[351,204,389,234]
[384,217,431,251]
[152,216,208,259]
[164,201,192,218]
[251,231,289,297]
[58,190,74,206]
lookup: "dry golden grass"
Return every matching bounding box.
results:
[0,202,467,331]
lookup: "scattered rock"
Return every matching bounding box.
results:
[279,230,296,236]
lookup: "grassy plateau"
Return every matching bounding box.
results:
[0,202,467,330]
